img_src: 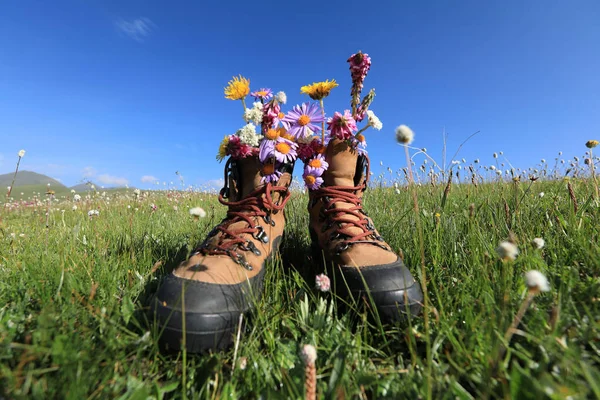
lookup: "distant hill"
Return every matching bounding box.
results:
[0,171,66,190]
[1,171,133,198]
[69,182,97,192]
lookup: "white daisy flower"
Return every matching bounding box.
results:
[275,91,287,104]
[496,241,519,261]
[395,125,414,145]
[525,270,550,292]
[244,102,264,125]
[366,110,382,130]
[532,238,545,249]
[237,123,262,147]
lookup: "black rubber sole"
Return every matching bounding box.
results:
[152,298,244,353]
[338,280,424,323]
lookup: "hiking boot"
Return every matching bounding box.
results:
[153,156,293,352]
[308,139,423,320]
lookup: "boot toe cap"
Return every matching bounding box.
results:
[152,270,264,351]
[336,258,423,320]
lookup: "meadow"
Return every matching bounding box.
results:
[1,153,599,399]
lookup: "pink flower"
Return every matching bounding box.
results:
[315,274,330,292]
[227,135,254,159]
[347,52,372,90]
[261,100,281,133]
[327,110,357,140]
[297,138,323,162]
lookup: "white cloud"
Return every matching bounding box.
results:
[141,175,158,183]
[98,174,128,186]
[82,166,96,178]
[115,17,155,42]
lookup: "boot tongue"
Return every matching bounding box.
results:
[235,157,263,199]
[323,139,359,187]
[230,156,292,203]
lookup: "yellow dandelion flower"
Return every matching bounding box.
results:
[300,79,339,100]
[586,139,599,149]
[216,135,230,161]
[224,75,250,100]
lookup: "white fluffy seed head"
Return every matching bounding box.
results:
[189,207,206,218]
[18,149,26,158]
[301,344,317,365]
[496,241,519,261]
[532,237,545,249]
[275,91,287,104]
[395,125,414,144]
[525,270,550,292]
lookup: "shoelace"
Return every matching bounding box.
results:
[312,155,386,252]
[199,182,290,268]
[314,184,377,245]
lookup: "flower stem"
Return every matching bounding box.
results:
[355,124,370,138]
[241,98,248,123]
[6,156,22,200]
[319,99,326,144]
[590,148,599,201]
[495,291,536,368]
[404,143,431,400]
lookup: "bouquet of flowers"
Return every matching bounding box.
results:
[217,51,382,190]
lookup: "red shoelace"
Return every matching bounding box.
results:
[199,182,291,267]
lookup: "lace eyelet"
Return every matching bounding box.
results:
[253,226,269,243]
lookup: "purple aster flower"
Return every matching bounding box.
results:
[258,139,275,162]
[281,102,324,140]
[273,138,298,163]
[303,168,323,190]
[251,88,273,101]
[260,162,282,184]
[305,153,329,176]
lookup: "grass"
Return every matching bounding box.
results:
[1,170,599,399]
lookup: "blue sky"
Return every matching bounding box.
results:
[1,0,599,189]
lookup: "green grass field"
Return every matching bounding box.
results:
[1,173,599,399]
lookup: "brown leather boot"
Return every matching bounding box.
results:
[153,157,293,352]
[308,139,422,320]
